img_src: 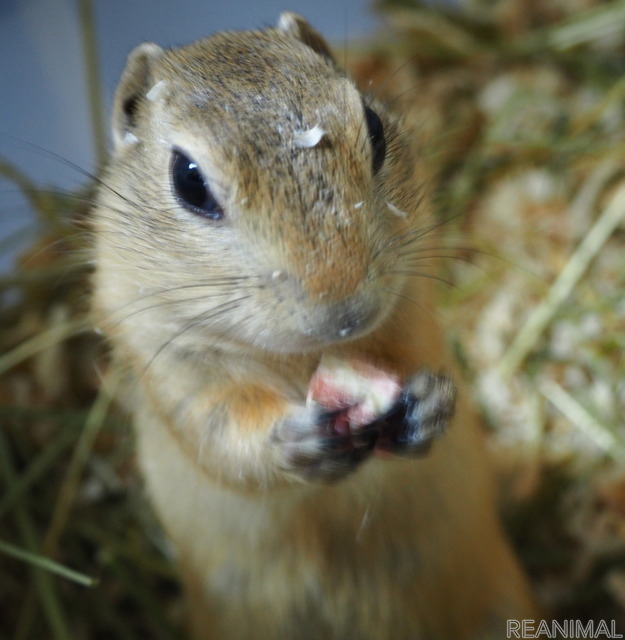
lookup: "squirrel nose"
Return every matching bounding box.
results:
[337,316,365,339]
[338,324,357,338]
[309,297,381,343]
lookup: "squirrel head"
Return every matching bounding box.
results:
[94,14,422,355]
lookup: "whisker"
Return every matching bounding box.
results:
[399,242,540,279]
[383,286,431,319]
[103,282,262,329]
[0,134,140,214]
[399,250,481,266]
[367,55,421,104]
[388,213,463,250]
[386,270,457,289]
[140,295,253,378]
[95,276,258,310]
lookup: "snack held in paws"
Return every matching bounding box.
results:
[308,355,455,455]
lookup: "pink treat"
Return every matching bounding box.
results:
[307,356,402,430]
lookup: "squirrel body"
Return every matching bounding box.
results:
[93,14,536,639]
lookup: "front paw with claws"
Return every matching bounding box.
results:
[273,358,456,483]
[374,372,457,456]
[273,403,378,483]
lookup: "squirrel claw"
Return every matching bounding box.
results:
[274,372,455,482]
[274,404,378,483]
[374,372,456,457]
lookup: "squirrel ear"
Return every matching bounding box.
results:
[112,43,164,149]
[277,13,335,63]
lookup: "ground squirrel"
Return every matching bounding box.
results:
[92,13,537,639]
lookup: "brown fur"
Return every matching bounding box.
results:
[92,13,537,639]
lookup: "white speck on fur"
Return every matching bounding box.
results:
[146,80,168,102]
[277,12,294,32]
[354,201,364,209]
[293,125,325,148]
[271,270,286,282]
[356,506,371,542]
[386,201,409,218]
[123,132,139,145]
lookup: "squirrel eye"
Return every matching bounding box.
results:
[171,150,225,221]
[364,106,386,175]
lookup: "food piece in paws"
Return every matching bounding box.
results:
[307,355,402,430]
[307,357,456,458]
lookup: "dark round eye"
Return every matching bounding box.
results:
[364,106,386,175]
[171,150,225,221]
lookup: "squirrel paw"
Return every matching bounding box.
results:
[273,368,456,483]
[273,403,378,483]
[374,372,457,457]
